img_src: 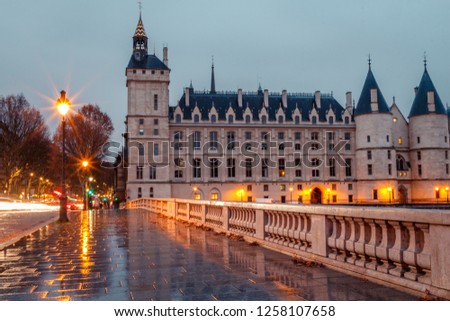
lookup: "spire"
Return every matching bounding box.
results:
[354,64,390,116]
[368,54,372,70]
[210,57,216,94]
[132,13,148,61]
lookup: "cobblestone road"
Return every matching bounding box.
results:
[0,209,418,301]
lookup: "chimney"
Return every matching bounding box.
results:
[264,89,269,108]
[414,86,419,95]
[237,89,243,107]
[370,88,378,112]
[184,87,190,107]
[163,46,168,66]
[314,90,321,108]
[345,92,352,109]
[282,90,287,108]
[427,91,435,112]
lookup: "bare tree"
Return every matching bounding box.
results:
[52,104,114,196]
[0,94,51,195]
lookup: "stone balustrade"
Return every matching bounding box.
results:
[127,198,450,299]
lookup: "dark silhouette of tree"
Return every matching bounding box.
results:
[0,94,51,195]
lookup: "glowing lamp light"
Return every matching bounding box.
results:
[82,160,89,168]
[56,90,70,116]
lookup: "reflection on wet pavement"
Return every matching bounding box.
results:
[0,209,418,301]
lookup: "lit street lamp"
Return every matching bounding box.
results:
[387,187,392,204]
[82,160,89,211]
[446,187,449,203]
[327,188,331,204]
[289,187,293,203]
[57,90,70,222]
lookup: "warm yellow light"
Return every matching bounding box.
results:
[309,189,312,192]
[30,172,34,177]
[57,102,69,116]
[435,187,440,191]
[193,186,198,191]
[289,187,293,192]
[327,188,331,192]
[446,187,449,191]
[239,189,244,194]
[387,187,392,192]
[89,177,93,182]
[82,160,89,168]
[56,90,70,116]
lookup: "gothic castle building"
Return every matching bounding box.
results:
[123,15,450,204]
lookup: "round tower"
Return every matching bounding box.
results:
[408,63,450,202]
[354,64,396,203]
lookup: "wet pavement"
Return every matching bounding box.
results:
[0,209,418,301]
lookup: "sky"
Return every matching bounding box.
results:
[1,0,450,142]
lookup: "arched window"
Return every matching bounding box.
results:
[295,116,300,125]
[328,116,334,124]
[312,116,317,124]
[194,114,200,123]
[345,116,350,124]
[396,155,406,171]
[211,114,217,123]
[176,114,182,123]
[228,115,234,124]
[261,115,267,124]
[245,115,251,124]
[278,115,284,124]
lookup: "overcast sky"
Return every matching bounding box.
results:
[1,0,449,141]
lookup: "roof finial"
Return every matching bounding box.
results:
[423,51,428,70]
[138,1,142,17]
[210,56,216,94]
[368,54,372,69]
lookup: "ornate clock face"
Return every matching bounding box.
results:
[134,51,141,61]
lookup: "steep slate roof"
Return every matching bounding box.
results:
[170,88,345,122]
[133,16,147,38]
[408,67,446,118]
[354,67,390,116]
[127,54,169,70]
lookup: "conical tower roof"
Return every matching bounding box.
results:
[354,66,390,116]
[408,66,446,118]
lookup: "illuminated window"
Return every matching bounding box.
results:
[398,137,403,145]
[194,193,201,200]
[393,117,397,123]
[211,193,219,200]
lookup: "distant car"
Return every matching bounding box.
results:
[67,202,83,210]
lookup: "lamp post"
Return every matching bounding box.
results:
[82,160,89,211]
[446,187,449,203]
[289,187,293,203]
[327,188,331,204]
[57,90,70,222]
[88,176,93,209]
[26,172,34,200]
[435,187,440,203]
[387,187,392,204]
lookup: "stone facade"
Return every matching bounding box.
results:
[124,16,450,204]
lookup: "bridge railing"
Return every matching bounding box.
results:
[127,198,450,299]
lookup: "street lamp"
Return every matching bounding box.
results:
[435,187,440,203]
[289,187,293,203]
[82,160,89,211]
[327,188,331,204]
[387,187,392,204]
[193,186,198,199]
[57,90,70,222]
[446,187,449,203]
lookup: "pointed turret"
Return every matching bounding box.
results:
[210,61,216,94]
[354,64,390,116]
[132,14,148,61]
[408,64,446,118]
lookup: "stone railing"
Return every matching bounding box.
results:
[127,198,450,299]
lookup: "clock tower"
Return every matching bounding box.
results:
[125,14,171,200]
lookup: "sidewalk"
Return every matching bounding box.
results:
[0,210,58,250]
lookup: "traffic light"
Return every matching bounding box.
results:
[87,189,94,196]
